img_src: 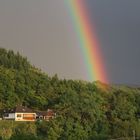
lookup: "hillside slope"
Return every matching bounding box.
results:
[0,48,140,140]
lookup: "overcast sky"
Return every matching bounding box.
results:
[0,0,140,84]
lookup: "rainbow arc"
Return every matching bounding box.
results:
[66,0,108,83]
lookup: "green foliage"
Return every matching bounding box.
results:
[0,48,140,139]
[0,121,13,140]
[0,48,30,71]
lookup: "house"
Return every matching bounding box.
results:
[3,106,36,121]
[36,109,56,121]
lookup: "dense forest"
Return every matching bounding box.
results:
[0,48,140,140]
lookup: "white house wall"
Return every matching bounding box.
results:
[15,113,36,121]
[4,113,15,119]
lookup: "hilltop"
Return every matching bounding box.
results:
[0,48,140,140]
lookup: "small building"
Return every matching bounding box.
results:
[36,109,56,121]
[3,106,36,121]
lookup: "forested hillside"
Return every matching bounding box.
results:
[0,48,140,140]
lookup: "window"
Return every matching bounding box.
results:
[4,113,9,117]
[17,114,21,118]
[23,114,35,120]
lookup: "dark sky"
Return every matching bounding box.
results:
[0,0,140,84]
[86,0,140,84]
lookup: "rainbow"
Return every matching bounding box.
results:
[65,0,108,83]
